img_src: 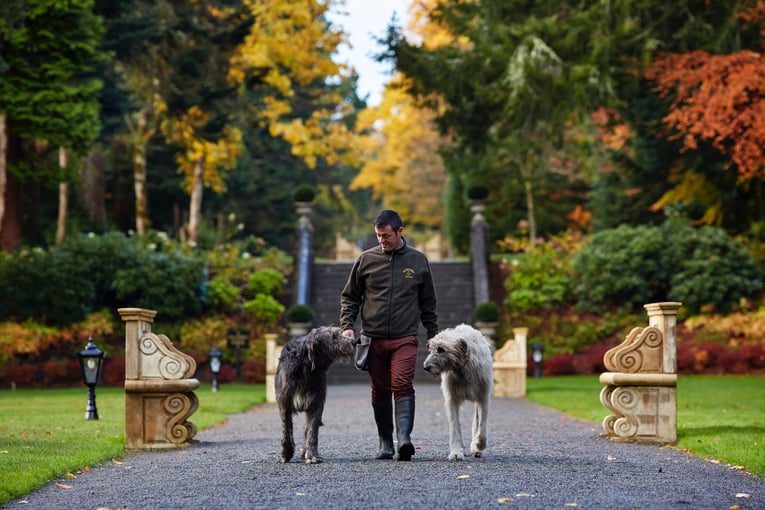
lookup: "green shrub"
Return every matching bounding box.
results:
[572,221,762,314]
[285,304,314,323]
[112,249,206,321]
[207,276,240,311]
[246,268,286,298]
[243,294,285,325]
[293,185,316,203]
[474,301,500,322]
[503,245,573,312]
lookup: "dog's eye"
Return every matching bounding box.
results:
[437,347,444,354]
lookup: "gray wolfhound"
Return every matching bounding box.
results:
[275,326,355,463]
[423,323,493,461]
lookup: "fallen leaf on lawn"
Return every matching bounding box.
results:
[607,455,617,461]
[730,465,746,471]
[112,459,123,465]
[55,483,73,490]
[708,459,721,465]
[735,493,752,499]
[65,472,76,479]
[564,503,578,507]
[729,505,739,510]
[516,493,534,497]
[497,497,512,503]
[295,492,306,496]
[456,474,470,479]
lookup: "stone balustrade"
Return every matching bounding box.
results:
[492,327,528,398]
[599,302,682,444]
[119,308,200,450]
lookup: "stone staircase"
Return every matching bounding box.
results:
[308,261,475,384]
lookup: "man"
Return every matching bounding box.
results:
[340,210,439,461]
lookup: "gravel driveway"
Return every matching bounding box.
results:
[4,383,764,509]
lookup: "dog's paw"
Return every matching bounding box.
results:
[448,451,465,461]
[304,455,322,464]
[471,450,483,458]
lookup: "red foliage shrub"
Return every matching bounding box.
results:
[539,353,576,376]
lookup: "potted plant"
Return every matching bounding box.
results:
[286,304,314,336]
[466,185,489,201]
[293,185,316,204]
[474,301,500,345]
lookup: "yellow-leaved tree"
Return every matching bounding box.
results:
[228,0,360,170]
[351,0,453,229]
[353,77,446,228]
[162,106,243,244]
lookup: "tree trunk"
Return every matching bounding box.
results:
[524,178,537,246]
[0,113,6,240]
[187,158,204,245]
[56,147,68,244]
[133,107,150,234]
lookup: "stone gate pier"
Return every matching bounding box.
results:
[599,302,682,444]
[493,327,529,398]
[119,308,200,450]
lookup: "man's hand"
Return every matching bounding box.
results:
[343,329,355,339]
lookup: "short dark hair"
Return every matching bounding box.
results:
[373,209,403,230]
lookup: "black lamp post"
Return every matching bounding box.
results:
[532,342,544,378]
[209,347,222,392]
[77,337,105,420]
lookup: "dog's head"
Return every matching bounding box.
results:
[422,329,470,377]
[304,326,355,370]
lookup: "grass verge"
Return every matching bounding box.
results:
[526,374,765,478]
[0,383,264,505]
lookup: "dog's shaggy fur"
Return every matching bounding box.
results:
[423,323,494,461]
[275,326,355,464]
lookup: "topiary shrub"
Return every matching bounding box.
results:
[474,301,500,322]
[285,304,314,323]
[293,185,316,203]
[467,185,489,200]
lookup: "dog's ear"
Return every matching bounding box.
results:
[457,338,470,361]
[305,329,318,370]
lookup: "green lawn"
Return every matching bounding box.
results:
[0,383,265,505]
[526,375,765,478]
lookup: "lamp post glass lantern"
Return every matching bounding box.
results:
[77,337,105,420]
[532,342,544,378]
[209,347,222,392]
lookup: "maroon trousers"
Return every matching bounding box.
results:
[368,335,418,403]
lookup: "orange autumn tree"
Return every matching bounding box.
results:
[645,3,765,223]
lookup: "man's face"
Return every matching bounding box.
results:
[375,225,403,252]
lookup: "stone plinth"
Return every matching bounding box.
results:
[493,327,528,398]
[265,333,282,404]
[599,302,681,444]
[119,308,200,450]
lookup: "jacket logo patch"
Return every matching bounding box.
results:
[402,268,416,279]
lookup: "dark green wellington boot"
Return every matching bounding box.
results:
[372,401,395,460]
[394,398,415,461]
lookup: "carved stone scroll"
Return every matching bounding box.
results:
[119,308,200,450]
[599,302,681,444]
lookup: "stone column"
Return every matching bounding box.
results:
[470,200,490,306]
[295,202,314,306]
[265,333,282,404]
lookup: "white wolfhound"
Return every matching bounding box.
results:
[423,323,493,461]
